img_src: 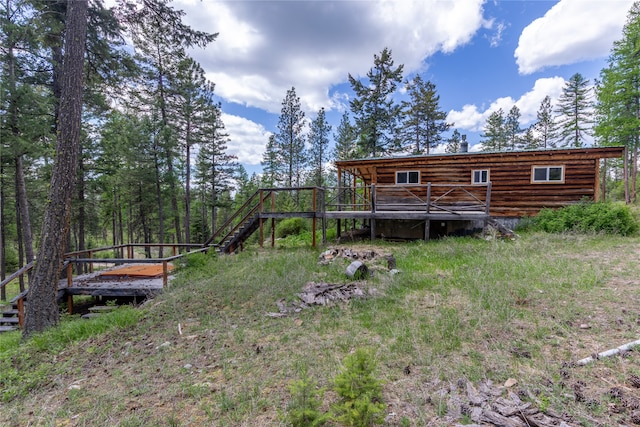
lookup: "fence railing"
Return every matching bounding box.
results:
[0,243,210,328]
[326,183,491,214]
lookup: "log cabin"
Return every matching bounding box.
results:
[332,146,625,240]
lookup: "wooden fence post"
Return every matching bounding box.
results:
[17,297,24,327]
[312,187,317,248]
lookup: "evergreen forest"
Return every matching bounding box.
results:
[1,0,640,287]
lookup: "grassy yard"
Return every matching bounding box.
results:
[2,232,640,426]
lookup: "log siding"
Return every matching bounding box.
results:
[336,147,624,217]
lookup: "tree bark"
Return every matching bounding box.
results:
[77,144,86,272]
[16,156,35,272]
[185,120,192,247]
[24,0,88,337]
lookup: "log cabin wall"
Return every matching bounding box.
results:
[336,147,625,218]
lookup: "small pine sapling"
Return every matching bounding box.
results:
[332,348,386,426]
[286,369,329,427]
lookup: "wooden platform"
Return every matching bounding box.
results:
[323,210,489,221]
[58,263,173,298]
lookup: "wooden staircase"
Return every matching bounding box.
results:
[0,302,21,333]
[204,190,272,253]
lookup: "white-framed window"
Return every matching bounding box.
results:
[531,165,564,183]
[396,170,420,185]
[472,169,489,185]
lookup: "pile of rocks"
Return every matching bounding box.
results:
[266,281,373,318]
[318,247,384,265]
[434,379,576,427]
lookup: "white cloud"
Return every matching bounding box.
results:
[447,77,567,132]
[178,0,486,115]
[447,104,486,132]
[222,114,271,166]
[514,77,565,123]
[515,0,633,74]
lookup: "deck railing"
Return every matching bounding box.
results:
[0,243,210,328]
[326,183,491,214]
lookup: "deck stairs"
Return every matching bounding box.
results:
[204,190,272,254]
[0,302,20,333]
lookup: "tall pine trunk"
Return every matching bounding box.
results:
[24,0,88,336]
[15,143,34,282]
[185,137,191,248]
[153,144,165,258]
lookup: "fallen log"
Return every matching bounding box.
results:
[576,338,640,365]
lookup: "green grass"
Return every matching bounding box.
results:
[2,232,640,425]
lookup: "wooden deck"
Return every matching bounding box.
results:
[323,210,489,221]
[60,263,173,298]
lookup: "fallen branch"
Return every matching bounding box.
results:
[576,338,640,365]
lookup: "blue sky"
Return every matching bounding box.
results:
[162,0,635,175]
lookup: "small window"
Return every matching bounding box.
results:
[532,165,564,183]
[396,170,420,185]
[472,169,489,185]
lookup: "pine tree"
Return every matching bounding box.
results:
[533,95,557,149]
[332,112,357,161]
[445,129,463,153]
[595,2,640,202]
[118,0,217,245]
[308,108,331,187]
[520,126,540,150]
[274,87,307,188]
[24,0,88,336]
[480,109,507,151]
[399,75,451,154]
[194,103,237,235]
[555,73,594,148]
[171,57,217,244]
[261,134,280,187]
[349,48,404,157]
[504,105,522,150]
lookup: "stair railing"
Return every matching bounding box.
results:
[203,189,273,248]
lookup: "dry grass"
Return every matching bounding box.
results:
[2,232,640,426]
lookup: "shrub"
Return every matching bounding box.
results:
[181,251,210,269]
[533,201,638,235]
[276,218,308,238]
[332,348,386,427]
[286,369,329,427]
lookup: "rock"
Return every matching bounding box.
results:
[504,378,518,388]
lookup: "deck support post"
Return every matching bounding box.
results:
[312,188,317,248]
[321,187,327,245]
[162,260,168,288]
[271,192,276,247]
[259,218,264,247]
[370,219,376,241]
[259,190,264,248]
[17,297,24,327]
[424,220,430,241]
[67,263,73,289]
[67,294,74,315]
[370,184,376,241]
